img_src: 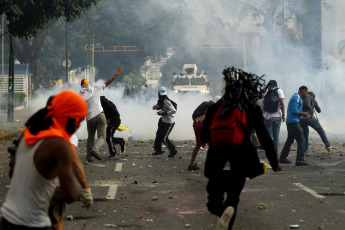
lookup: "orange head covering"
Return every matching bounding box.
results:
[81,79,89,87]
[24,90,87,147]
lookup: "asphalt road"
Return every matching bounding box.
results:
[0,135,345,230]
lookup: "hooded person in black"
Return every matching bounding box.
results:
[100,96,125,158]
[201,67,281,230]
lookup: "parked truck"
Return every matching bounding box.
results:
[172,64,209,94]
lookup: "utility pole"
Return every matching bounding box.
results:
[1,14,4,110]
[84,44,147,84]
[7,35,14,122]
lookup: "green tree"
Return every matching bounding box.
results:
[122,71,146,86]
[0,0,99,88]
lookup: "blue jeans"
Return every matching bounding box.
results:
[264,117,281,154]
[300,117,330,151]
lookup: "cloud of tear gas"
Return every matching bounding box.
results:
[129,0,345,140]
[23,1,345,143]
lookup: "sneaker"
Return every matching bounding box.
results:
[215,206,235,230]
[279,158,292,164]
[120,141,126,153]
[109,153,119,159]
[152,151,164,156]
[86,157,94,163]
[296,161,309,166]
[168,150,177,158]
[188,164,200,171]
[326,146,335,152]
[91,150,102,160]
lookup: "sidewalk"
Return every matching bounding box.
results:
[0,108,28,138]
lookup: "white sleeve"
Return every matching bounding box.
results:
[278,88,285,99]
[70,134,79,148]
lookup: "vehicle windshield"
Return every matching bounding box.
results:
[173,77,189,85]
[190,77,206,85]
[184,68,195,75]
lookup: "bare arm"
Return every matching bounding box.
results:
[280,98,285,122]
[104,67,123,87]
[53,140,81,203]
[71,146,89,189]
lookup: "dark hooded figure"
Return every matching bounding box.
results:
[201,67,281,230]
[100,96,125,158]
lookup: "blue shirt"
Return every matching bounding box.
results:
[286,93,303,123]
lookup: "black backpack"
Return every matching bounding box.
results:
[264,88,279,113]
[192,101,213,120]
[169,99,177,111]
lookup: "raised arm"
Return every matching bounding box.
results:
[105,67,123,87]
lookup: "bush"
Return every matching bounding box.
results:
[0,92,26,110]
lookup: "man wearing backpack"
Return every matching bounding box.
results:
[300,91,334,153]
[279,86,310,166]
[152,87,177,157]
[201,67,281,230]
[263,80,285,155]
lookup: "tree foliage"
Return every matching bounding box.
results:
[0,0,99,39]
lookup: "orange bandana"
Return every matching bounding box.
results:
[24,90,87,146]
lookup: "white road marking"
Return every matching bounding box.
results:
[293,183,325,199]
[115,163,123,171]
[103,184,118,200]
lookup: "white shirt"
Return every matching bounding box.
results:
[80,84,106,121]
[263,88,285,118]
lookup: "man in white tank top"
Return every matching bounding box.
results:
[0,90,87,229]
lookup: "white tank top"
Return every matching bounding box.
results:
[1,139,57,227]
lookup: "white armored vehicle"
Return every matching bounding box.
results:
[172,64,209,94]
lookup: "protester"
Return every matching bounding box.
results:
[263,80,285,154]
[0,90,87,229]
[300,91,334,153]
[279,86,310,166]
[80,67,123,163]
[152,87,177,157]
[201,67,281,230]
[188,96,220,171]
[100,96,126,158]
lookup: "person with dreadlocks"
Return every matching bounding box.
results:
[0,90,87,230]
[201,67,281,230]
[152,87,177,157]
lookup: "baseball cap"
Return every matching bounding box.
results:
[268,80,277,87]
[158,87,167,96]
[81,79,89,87]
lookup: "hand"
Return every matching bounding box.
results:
[152,105,159,110]
[282,115,285,122]
[114,67,123,76]
[157,111,167,116]
[81,188,93,209]
[273,164,282,172]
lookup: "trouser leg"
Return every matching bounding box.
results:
[206,172,246,230]
[309,118,330,148]
[271,117,281,154]
[300,119,309,151]
[93,113,106,153]
[86,119,97,158]
[154,118,165,153]
[280,123,296,160]
[294,123,305,162]
[162,122,176,154]
[106,125,117,155]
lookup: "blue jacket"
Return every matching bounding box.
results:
[286,93,303,123]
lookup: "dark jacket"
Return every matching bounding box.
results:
[302,94,321,116]
[201,102,279,179]
[100,96,121,125]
